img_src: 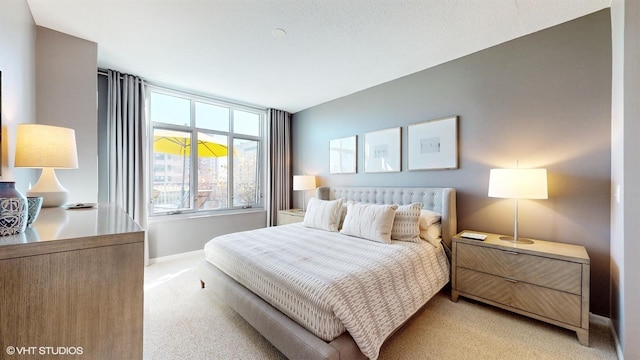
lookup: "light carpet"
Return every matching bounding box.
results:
[144,251,618,360]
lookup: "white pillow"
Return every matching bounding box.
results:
[420,223,442,246]
[391,203,422,243]
[303,198,343,232]
[340,202,398,244]
[419,209,442,229]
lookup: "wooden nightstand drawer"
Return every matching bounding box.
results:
[457,268,582,326]
[457,242,582,295]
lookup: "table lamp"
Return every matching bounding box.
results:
[15,124,79,207]
[293,175,316,211]
[488,167,548,244]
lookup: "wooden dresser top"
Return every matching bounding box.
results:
[0,204,143,260]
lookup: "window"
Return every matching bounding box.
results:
[148,87,265,215]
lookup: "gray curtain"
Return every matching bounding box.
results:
[106,69,149,263]
[266,109,291,226]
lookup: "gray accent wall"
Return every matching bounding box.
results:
[292,10,612,316]
[36,27,98,204]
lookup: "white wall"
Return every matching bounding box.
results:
[35,26,98,204]
[0,0,37,191]
[624,2,640,355]
[147,211,266,259]
[610,0,624,352]
[611,0,640,358]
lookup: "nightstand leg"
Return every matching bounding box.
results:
[451,290,459,302]
[576,329,589,347]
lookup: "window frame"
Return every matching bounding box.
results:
[147,85,266,217]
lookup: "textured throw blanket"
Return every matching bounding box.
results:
[204,223,449,359]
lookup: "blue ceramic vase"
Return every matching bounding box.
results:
[27,196,43,225]
[0,181,28,236]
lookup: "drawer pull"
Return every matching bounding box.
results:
[504,278,519,283]
[503,250,519,255]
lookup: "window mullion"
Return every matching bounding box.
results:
[227,111,234,208]
[190,99,197,211]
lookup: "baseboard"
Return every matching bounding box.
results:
[590,312,610,326]
[148,249,204,265]
[609,321,624,360]
[590,313,623,360]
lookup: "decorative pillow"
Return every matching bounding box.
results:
[419,209,442,229]
[338,204,348,230]
[391,203,422,243]
[303,198,343,232]
[340,202,398,244]
[420,223,442,246]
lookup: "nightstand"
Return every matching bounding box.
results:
[278,209,305,225]
[451,231,590,346]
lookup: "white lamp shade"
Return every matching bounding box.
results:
[293,175,316,191]
[15,124,79,207]
[488,168,548,199]
[15,124,79,169]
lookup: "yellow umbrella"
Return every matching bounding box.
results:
[153,129,227,210]
[153,129,227,157]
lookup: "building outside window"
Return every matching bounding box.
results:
[148,87,264,216]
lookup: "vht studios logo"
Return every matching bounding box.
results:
[5,346,84,356]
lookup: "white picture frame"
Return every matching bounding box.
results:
[407,116,458,170]
[329,135,357,174]
[364,127,401,173]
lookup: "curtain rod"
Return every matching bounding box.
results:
[98,68,267,112]
[97,68,138,79]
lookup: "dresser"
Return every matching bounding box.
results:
[0,204,144,359]
[451,231,590,346]
[278,209,305,225]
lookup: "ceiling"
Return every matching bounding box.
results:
[27,0,610,113]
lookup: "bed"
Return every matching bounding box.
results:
[197,186,457,360]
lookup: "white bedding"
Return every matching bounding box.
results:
[204,223,450,360]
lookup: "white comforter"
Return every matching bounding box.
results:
[204,223,449,360]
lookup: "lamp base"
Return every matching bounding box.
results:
[499,236,534,244]
[27,190,68,208]
[28,168,69,208]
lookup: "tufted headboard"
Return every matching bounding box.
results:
[316,186,457,250]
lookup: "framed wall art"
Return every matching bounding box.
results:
[407,116,458,170]
[364,127,401,173]
[329,135,357,174]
